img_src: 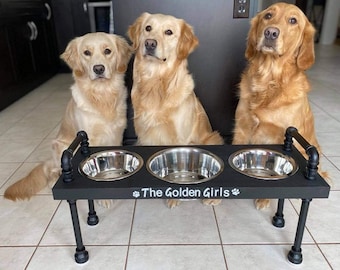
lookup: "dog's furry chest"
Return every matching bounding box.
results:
[244,66,303,111]
[132,91,196,145]
[69,85,127,144]
[134,99,191,129]
[132,72,193,120]
[72,84,126,118]
[240,69,310,131]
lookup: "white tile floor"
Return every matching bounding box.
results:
[0,43,339,270]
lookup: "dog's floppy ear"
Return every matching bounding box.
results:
[128,12,150,51]
[112,35,133,73]
[245,15,259,60]
[297,20,315,70]
[60,37,84,76]
[177,21,199,60]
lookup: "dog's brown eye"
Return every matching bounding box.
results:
[145,25,152,32]
[165,29,173,35]
[289,17,297,24]
[264,13,272,20]
[104,48,111,55]
[84,50,91,56]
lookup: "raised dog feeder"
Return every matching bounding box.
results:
[53,127,330,265]
[147,147,224,184]
[228,148,298,180]
[79,150,143,181]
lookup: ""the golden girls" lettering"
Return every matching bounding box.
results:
[136,187,237,199]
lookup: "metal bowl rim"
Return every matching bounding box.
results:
[79,149,144,181]
[146,147,225,183]
[228,148,299,180]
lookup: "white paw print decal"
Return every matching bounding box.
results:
[132,191,140,198]
[231,188,240,196]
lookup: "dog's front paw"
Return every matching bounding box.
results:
[255,199,270,210]
[96,199,114,208]
[202,199,222,206]
[166,199,181,209]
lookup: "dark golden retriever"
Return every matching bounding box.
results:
[232,3,330,209]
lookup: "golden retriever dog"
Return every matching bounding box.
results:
[5,32,132,208]
[232,3,330,210]
[128,13,224,208]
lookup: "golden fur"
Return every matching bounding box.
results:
[128,13,224,208]
[232,3,330,210]
[5,33,132,208]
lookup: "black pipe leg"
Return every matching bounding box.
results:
[288,198,312,264]
[67,200,89,264]
[87,200,99,226]
[272,199,285,228]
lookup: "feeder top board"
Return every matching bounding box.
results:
[52,144,330,201]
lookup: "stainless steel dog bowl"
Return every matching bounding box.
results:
[147,147,224,184]
[79,150,143,181]
[228,148,298,180]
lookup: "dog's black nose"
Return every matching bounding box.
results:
[264,27,280,40]
[93,64,105,75]
[145,39,157,52]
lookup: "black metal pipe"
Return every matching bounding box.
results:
[283,127,319,180]
[78,131,90,155]
[285,127,311,150]
[288,198,312,264]
[272,199,285,228]
[61,149,74,183]
[67,200,89,264]
[305,146,319,180]
[283,127,295,152]
[68,130,88,154]
[87,200,99,226]
[61,131,89,183]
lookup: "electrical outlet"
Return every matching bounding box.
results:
[233,0,250,18]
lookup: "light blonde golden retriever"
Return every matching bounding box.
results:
[233,3,330,210]
[128,13,224,208]
[5,33,132,208]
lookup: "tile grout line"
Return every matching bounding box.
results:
[124,199,137,270]
[212,205,229,270]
